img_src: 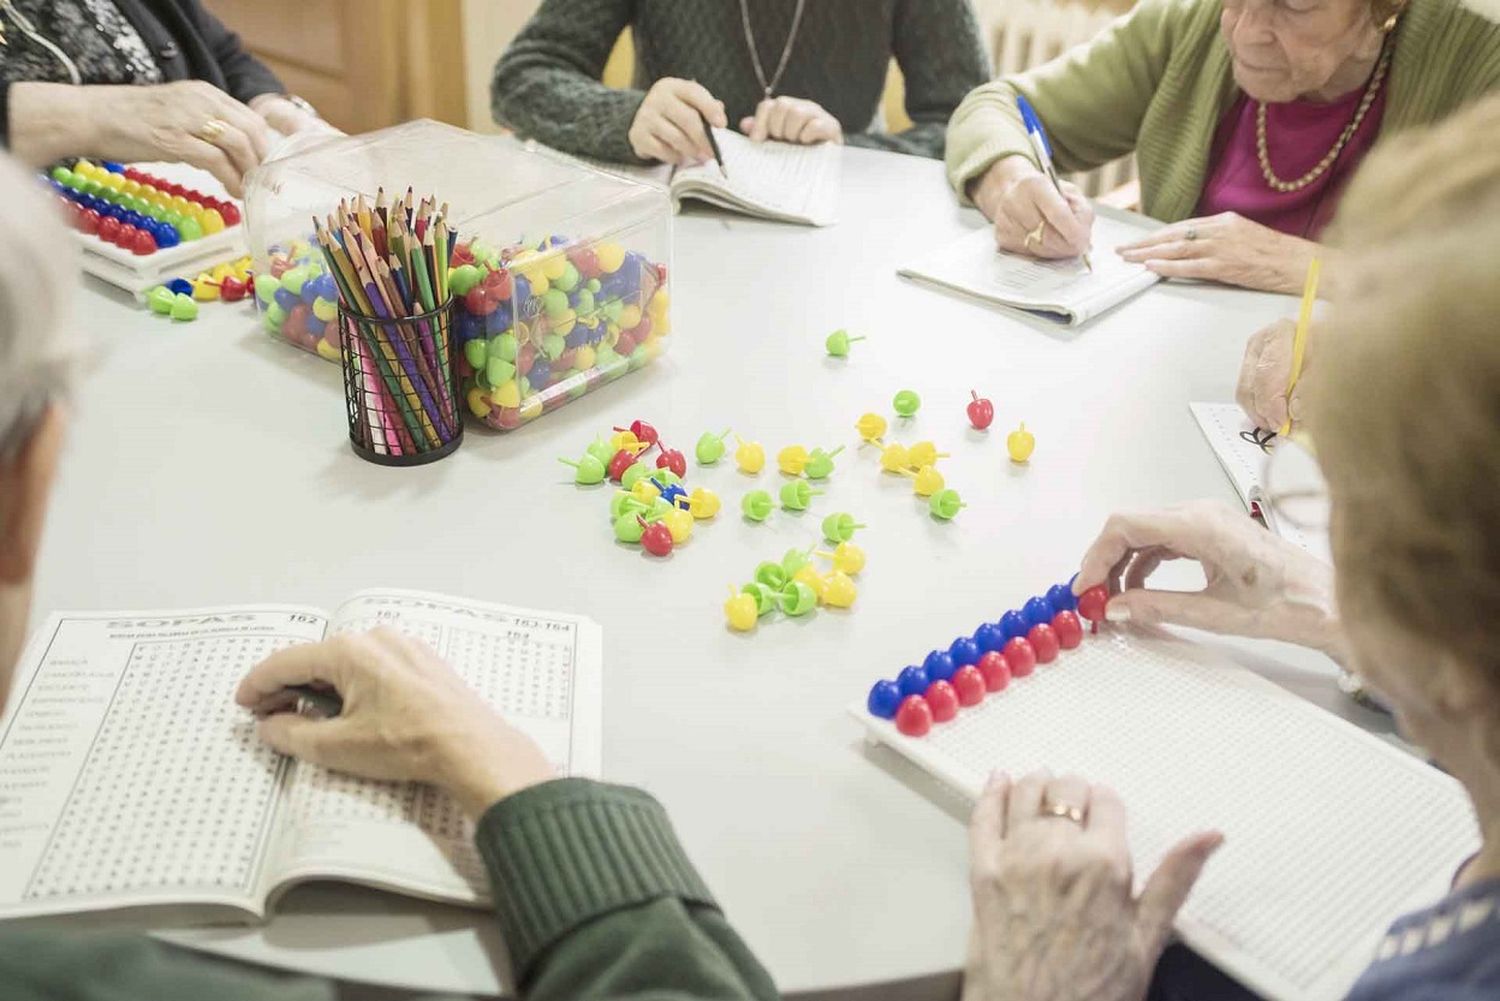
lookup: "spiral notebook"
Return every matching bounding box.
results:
[0,589,602,923]
[851,627,1477,1001]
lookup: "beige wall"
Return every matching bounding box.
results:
[461,0,541,131]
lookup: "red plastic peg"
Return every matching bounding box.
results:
[1027,624,1060,664]
[924,680,959,722]
[1002,637,1036,678]
[1051,611,1083,650]
[951,665,986,707]
[1077,584,1109,634]
[976,651,1011,692]
[895,695,933,737]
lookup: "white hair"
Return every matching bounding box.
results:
[0,153,81,463]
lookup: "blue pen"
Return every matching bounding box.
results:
[1015,94,1093,272]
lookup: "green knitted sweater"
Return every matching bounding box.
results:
[946,0,1500,221]
[493,0,989,161]
[0,780,776,1001]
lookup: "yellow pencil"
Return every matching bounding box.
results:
[1279,256,1322,436]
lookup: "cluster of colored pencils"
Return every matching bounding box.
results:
[315,189,462,459]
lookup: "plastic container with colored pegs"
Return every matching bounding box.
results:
[242,120,673,430]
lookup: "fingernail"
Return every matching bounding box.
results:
[1105,602,1131,623]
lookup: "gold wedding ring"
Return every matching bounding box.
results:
[1024,220,1047,250]
[198,118,229,143]
[1041,801,1086,825]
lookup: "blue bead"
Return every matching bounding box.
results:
[948,636,980,667]
[167,278,193,297]
[301,282,321,304]
[974,622,1005,654]
[529,359,552,387]
[274,288,298,311]
[485,302,513,334]
[1000,610,1028,641]
[1022,596,1054,628]
[106,205,126,221]
[513,275,531,301]
[867,679,903,719]
[923,650,956,683]
[1047,583,1077,613]
[897,665,930,697]
[103,161,125,174]
[155,228,179,249]
[456,312,484,342]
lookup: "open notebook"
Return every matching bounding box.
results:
[1190,402,1331,561]
[852,627,1477,1001]
[899,209,1162,325]
[564,129,840,226]
[0,589,602,922]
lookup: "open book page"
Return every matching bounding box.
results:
[0,608,328,920]
[268,589,603,908]
[898,211,1162,324]
[670,129,841,226]
[1189,402,1331,562]
[854,628,1479,1001]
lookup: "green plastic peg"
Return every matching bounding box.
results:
[463,337,488,370]
[494,332,519,362]
[741,490,774,521]
[147,285,175,315]
[610,491,647,519]
[755,561,788,590]
[825,329,865,357]
[804,446,845,480]
[780,546,815,577]
[558,454,606,485]
[821,513,866,545]
[779,480,822,511]
[778,581,818,616]
[169,294,199,321]
[929,488,966,520]
[621,461,654,490]
[695,428,732,465]
[742,583,777,616]
[614,512,648,543]
[448,264,483,296]
[486,357,516,387]
[893,390,921,418]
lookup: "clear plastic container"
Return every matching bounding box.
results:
[242,119,673,429]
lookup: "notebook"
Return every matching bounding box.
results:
[0,589,602,923]
[1189,401,1331,561]
[851,626,1478,1001]
[898,209,1162,325]
[563,128,841,226]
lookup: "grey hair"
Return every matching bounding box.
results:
[0,152,81,463]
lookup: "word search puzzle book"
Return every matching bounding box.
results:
[0,589,601,922]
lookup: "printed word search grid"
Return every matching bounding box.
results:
[0,589,602,922]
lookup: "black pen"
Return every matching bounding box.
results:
[699,111,728,179]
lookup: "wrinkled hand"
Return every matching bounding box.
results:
[1073,500,1345,660]
[1116,212,1317,293]
[235,627,556,817]
[84,81,274,197]
[628,78,727,166]
[248,94,340,139]
[1237,317,1317,431]
[971,156,1094,260]
[964,771,1222,1001]
[738,96,842,145]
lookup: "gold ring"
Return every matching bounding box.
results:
[198,118,229,143]
[1024,220,1047,250]
[1041,801,1085,825]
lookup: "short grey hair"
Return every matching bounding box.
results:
[0,152,81,463]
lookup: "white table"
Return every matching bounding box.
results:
[28,146,1392,998]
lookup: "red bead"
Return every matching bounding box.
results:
[640,521,674,557]
[568,246,601,279]
[894,695,932,737]
[80,209,101,235]
[484,267,512,300]
[464,286,495,315]
[924,680,958,722]
[1077,584,1109,625]
[517,342,536,376]
[613,333,637,356]
[951,665,986,707]
[1052,611,1083,650]
[132,230,157,256]
[976,651,1011,692]
[113,224,138,248]
[656,447,686,477]
[219,202,242,226]
[606,449,636,482]
[219,276,248,302]
[1027,624,1060,664]
[1002,637,1036,678]
[97,216,121,242]
[966,390,995,431]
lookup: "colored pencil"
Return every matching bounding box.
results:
[1280,257,1322,436]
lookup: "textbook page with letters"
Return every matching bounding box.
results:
[898,209,1163,325]
[0,589,602,922]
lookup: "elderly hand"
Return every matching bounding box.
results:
[1237,317,1318,431]
[971,155,1095,260]
[1116,212,1318,293]
[739,96,843,145]
[235,628,556,817]
[628,78,727,166]
[248,94,339,138]
[964,771,1222,1001]
[1073,500,1345,661]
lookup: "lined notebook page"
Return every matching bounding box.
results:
[672,129,841,226]
[853,630,1477,1001]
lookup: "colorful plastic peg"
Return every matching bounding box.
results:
[894,695,933,737]
[695,428,732,465]
[825,329,865,357]
[1023,596,1055,628]
[656,447,688,478]
[1008,422,1036,463]
[781,546,815,576]
[827,542,865,575]
[614,512,648,543]
[779,480,822,511]
[611,429,645,453]
[907,441,950,468]
[924,680,958,721]
[741,490,774,522]
[147,285,175,315]
[639,517,674,557]
[1047,583,1079,613]
[687,488,721,519]
[735,436,765,474]
[1052,610,1084,649]
[897,665,931,697]
[755,561,788,590]
[951,666,986,707]
[793,565,828,603]
[923,650,956,683]
[743,582,778,615]
[823,571,858,608]
[777,445,809,476]
[1027,623,1060,664]
[620,461,655,491]
[607,449,637,482]
[856,413,888,442]
[949,635,981,667]
[804,446,844,480]
[928,489,965,520]
[878,443,910,473]
[902,465,945,497]
[1077,584,1109,633]
[631,478,662,503]
[617,420,659,447]
[557,454,606,485]
[724,587,758,631]
[777,581,817,616]
[662,508,695,543]
[893,390,921,418]
[169,294,198,321]
[1002,637,1037,677]
[820,512,866,545]
[867,679,903,719]
[976,651,1011,692]
[967,390,995,431]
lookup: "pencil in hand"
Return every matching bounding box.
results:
[700,111,727,179]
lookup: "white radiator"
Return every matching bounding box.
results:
[973,0,1138,198]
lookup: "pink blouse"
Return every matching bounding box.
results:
[1197,84,1388,239]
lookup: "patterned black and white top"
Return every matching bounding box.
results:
[0,0,163,88]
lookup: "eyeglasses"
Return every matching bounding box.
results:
[1261,432,1330,531]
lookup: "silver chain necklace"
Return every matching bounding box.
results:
[739,0,807,100]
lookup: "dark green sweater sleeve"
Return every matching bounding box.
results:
[491,0,647,163]
[478,778,778,1000]
[846,0,990,159]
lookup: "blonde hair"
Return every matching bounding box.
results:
[1312,93,1500,686]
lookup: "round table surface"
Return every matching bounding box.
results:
[28,145,1389,998]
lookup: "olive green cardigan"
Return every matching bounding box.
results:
[946,0,1500,221]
